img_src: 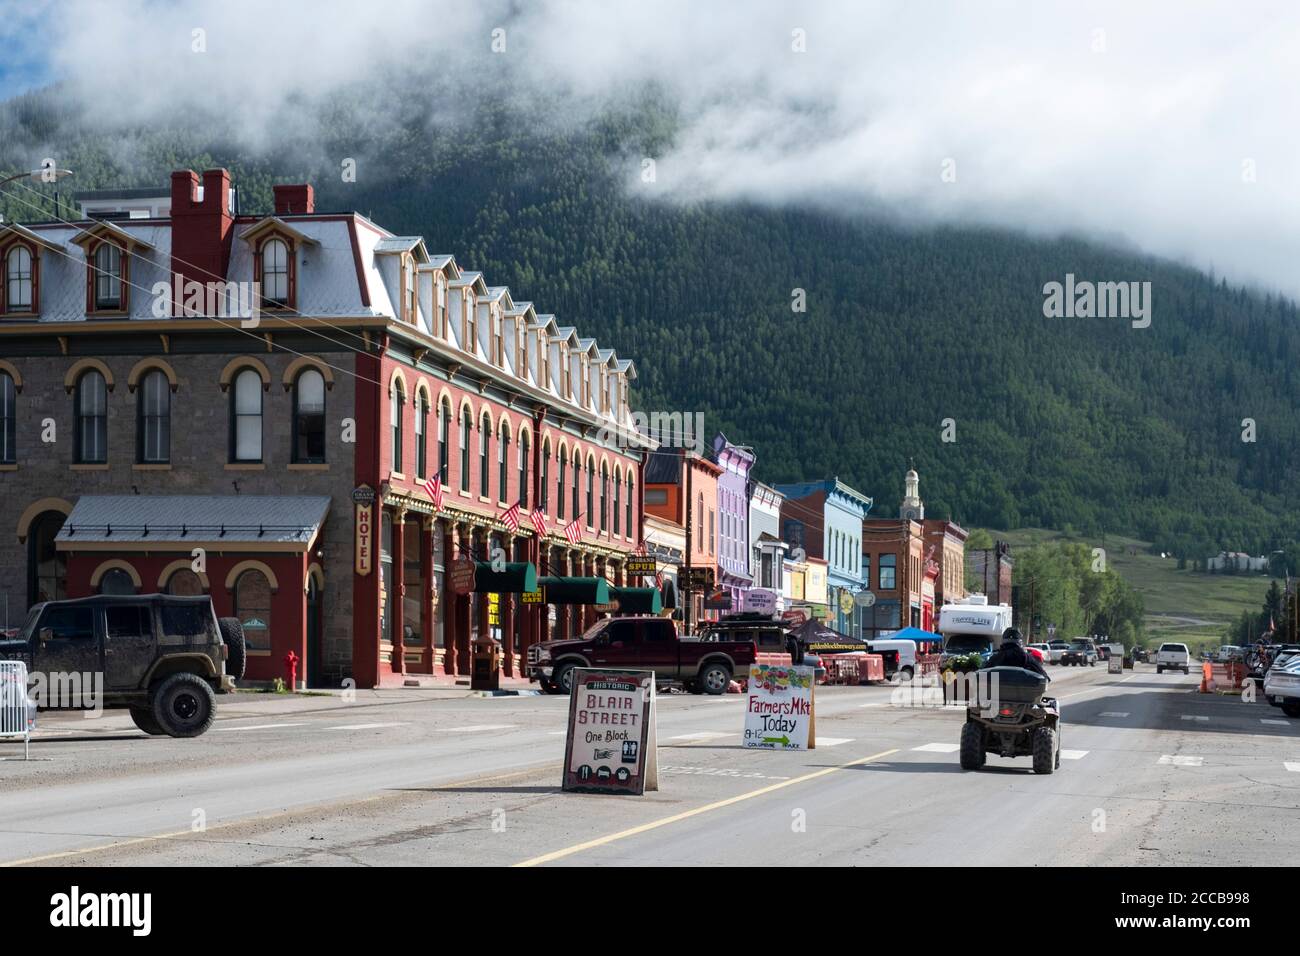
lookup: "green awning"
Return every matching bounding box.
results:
[610,586,663,615]
[538,576,610,605]
[473,561,538,594]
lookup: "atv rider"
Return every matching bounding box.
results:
[985,627,1049,679]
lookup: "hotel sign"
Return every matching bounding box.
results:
[354,485,375,576]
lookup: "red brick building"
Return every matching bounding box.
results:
[0,169,651,687]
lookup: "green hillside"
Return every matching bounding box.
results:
[4,87,1300,559]
[990,528,1279,651]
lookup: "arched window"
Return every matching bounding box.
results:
[459,409,471,492]
[438,397,450,482]
[99,567,137,595]
[27,510,66,605]
[75,370,108,464]
[260,238,290,306]
[613,470,621,536]
[519,431,530,510]
[166,568,204,596]
[231,368,262,462]
[235,568,272,651]
[571,453,581,521]
[293,368,326,463]
[0,371,14,464]
[585,459,595,527]
[599,463,608,532]
[479,413,492,498]
[137,369,170,463]
[93,242,122,310]
[497,422,509,505]
[625,473,634,537]
[556,450,566,520]
[6,245,33,312]
[539,439,550,513]
[390,379,405,474]
[415,390,428,480]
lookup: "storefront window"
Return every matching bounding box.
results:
[403,518,423,646]
[99,568,137,595]
[235,569,272,651]
[27,510,67,606]
[879,554,896,590]
[380,511,393,644]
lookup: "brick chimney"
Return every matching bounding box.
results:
[170,168,234,315]
[273,183,314,215]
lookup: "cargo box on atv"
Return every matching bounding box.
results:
[976,666,1048,705]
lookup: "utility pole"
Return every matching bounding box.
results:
[683,451,693,636]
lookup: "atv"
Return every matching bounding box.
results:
[959,666,1061,774]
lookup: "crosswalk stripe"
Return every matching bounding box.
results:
[1261,719,1291,726]
[815,737,853,747]
[670,732,733,741]
[326,722,411,731]
[913,742,960,753]
[439,724,516,732]
[1158,754,1203,766]
[1059,749,1089,759]
[1180,715,1209,722]
[217,722,310,731]
[1099,712,1129,718]
[1285,762,1300,773]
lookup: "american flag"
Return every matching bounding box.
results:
[422,474,444,512]
[563,515,583,545]
[499,501,521,533]
[530,507,549,538]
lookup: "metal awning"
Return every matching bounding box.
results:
[56,495,330,552]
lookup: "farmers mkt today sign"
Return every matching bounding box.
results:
[563,669,658,795]
[743,663,816,751]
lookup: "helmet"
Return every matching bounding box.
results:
[1001,627,1024,644]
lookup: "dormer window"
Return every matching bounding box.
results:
[581,356,590,406]
[436,278,447,337]
[492,309,503,366]
[258,237,292,308]
[538,332,549,387]
[463,298,476,352]
[3,244,35,314]
[561,345,571,397]
[402,254,416,324]
[91,241,126,313]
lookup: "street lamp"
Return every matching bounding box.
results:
[0,167,75,221]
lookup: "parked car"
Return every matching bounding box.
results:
[528,615,757,695]
[866,638,919,682]
[1263,657,1300,718]
[1155,642,1191,675]
[1059,640,1098,667]
[1214,644,1244,663]
[699,614,824,680]
[1028,643,1052,661]
[940,633,994,667]
[1045,641,1070,664]
[0,594,242,737]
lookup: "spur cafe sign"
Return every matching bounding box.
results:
[562,669,658,795]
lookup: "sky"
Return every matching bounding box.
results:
[4,0,1299,297]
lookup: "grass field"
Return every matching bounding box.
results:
[982,528,1277,652]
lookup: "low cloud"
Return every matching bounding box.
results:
[28,0,1300,297]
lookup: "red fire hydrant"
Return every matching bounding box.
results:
[284,650,299,693]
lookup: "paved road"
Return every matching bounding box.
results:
[2,663,1296,866]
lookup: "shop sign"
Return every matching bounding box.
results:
[838,590,856,615]
[355,490,375,576]
[488,592,500,626]
[352,485,376,506]
[704,589,732,611]
[520,587,546,605]
[625,556,658,577]
[450,555,477,594]
[742,589,777,614]
[854,589,876,608]
[742,663,816,750]
[563,669,658,795]
[781,608,808,627]
[680,567,715,591]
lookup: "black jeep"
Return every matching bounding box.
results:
[0,594,244,737]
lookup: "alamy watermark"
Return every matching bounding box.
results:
[1042,273,1151,329]
[595,410,705,453]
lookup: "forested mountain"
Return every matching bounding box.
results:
[4,87,1299,559]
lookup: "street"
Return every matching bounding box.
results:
[2,663,1296,867]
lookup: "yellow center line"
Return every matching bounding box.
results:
[513,747,899,867]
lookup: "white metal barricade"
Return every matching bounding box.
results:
[0,660,34,760]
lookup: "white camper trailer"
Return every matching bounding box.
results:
[937,595,1014,658]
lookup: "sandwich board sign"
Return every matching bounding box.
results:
[562,669,658,795]
[1108,654,1123,674]
[743,662,816,750]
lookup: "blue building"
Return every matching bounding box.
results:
[774,478,873,636]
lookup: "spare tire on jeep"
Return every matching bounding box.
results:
[218,616,247,680]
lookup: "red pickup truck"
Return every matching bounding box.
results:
[528,616,756,696]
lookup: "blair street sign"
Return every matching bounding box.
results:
[563,669,658,795]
